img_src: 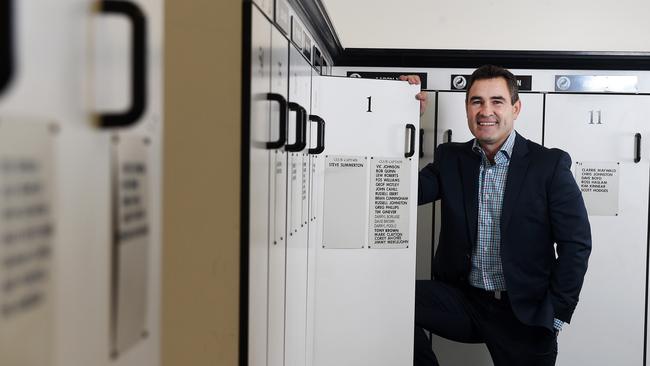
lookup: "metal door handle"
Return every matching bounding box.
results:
[589,111,594,124]
[419,128,424,158]
[405,124,416,158]
[308,115,325,155]
[266,93,287,149]
[0,0,13,95]
[97,0,148,128]
[635,133,642,163]
[286,102,306,152]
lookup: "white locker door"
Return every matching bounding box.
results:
[0,1,163,365]
[248,5,271,366]
[267,24,289,366]
[97,1,164,364]
[545,94,650,366]
[430,91,544,366]
[285,45,311,366]
[305,71,325,366]
[312,77,420,366]
[416,92,436,280]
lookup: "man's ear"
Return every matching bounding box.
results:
[513,99,522,119]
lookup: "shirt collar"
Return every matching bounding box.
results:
[472,130,517,164]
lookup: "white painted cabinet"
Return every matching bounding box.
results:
[267,22,290,366]
[310,77,420,366]
[284,43,312,366]
[248,5,272,366]
[0,1,163,366]
[416,92,436,281]
[545,93,650,366]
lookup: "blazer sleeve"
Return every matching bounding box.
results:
[548,150,592,323]
[418,145,443,205]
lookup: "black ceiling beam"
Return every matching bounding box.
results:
[337,48,650,71]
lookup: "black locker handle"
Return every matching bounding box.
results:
[446,129,453,143]
[405,124,416,158]
[266,93,287,149]
[635,133,642,163]
[97,0,148,128]
[419,128,424,158]
[308,115,325,155]
[286,102,306,152]
[0,0,13,95]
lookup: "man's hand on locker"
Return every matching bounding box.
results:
[399,74,428,116]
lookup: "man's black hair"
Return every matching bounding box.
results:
[466,65,519,105]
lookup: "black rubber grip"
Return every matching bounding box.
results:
[0,0,13,95]
[98,0,148,128]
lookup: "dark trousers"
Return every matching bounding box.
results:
[414,280,557,366]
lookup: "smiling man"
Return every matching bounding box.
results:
[407,65,592,366]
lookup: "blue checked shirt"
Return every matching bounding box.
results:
[468,131,564,332]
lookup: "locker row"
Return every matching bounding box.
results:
[248,3,420,365]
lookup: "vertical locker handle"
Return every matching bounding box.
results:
[300,107,307,151]
[0,0,13,94]
[446,129,453,143]
[308,115,325,155]
[286,102,306,152]
[97,0,148,128]
[419,128,424,158]
[405,124,416,158]
[266,93,287,149]
[635,133,642,163]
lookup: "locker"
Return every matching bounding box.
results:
[267,22,289,366]
[0,0,163,365]
[98,2,163,366]
[305,69,325,366]
[248,5,272,366]
[545,94,650,366]
[284,43,312,366]
[416,92,436,281]
[311,77,420,366]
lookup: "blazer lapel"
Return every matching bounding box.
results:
[459,141,480,247]
[500,133,530,237]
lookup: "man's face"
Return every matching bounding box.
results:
[466,77,521,151]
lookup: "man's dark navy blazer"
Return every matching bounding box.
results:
[418,132,592,331]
